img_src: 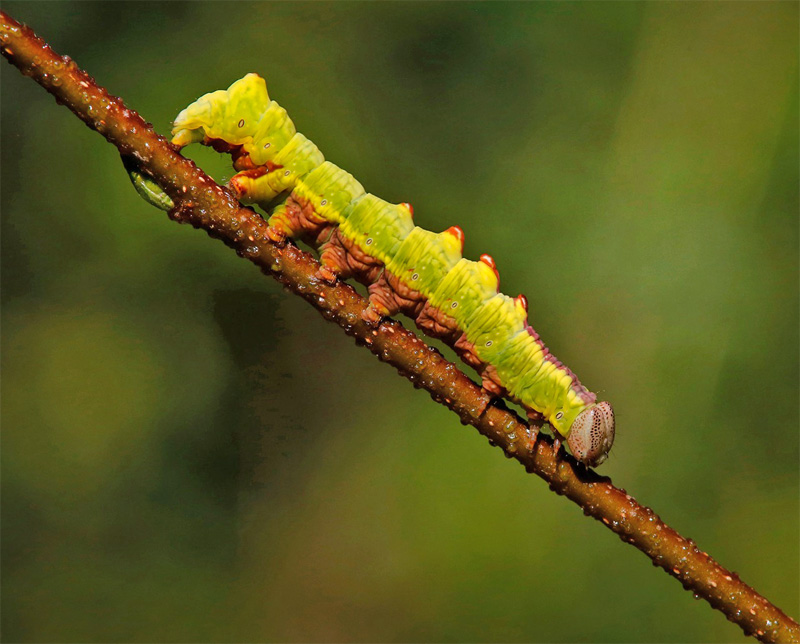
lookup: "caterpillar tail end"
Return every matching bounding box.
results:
[567,401,615,467]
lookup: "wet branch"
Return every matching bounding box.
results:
[1,11,797,643]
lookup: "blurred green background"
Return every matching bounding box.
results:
[2,2,797,642]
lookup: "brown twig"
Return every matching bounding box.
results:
[1,11,797,643]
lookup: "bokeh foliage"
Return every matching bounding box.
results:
[2,2,797,642]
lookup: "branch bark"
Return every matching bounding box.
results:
[1,11,797,643]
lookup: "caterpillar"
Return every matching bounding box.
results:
[157,73,615,466]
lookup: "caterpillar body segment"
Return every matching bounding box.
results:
[339,196,415,267]
[169,74,615,467]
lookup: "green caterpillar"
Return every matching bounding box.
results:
[162,74,615,466]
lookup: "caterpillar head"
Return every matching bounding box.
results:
[567,401,615,467]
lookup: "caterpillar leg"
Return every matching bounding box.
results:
[318,229,353,283]
[524,410,545,453]
[317,228,385,285]
[452,333,505,397]
[198,136,250,168]
[479,364,505,398]
[527,426,540,452]
[364,270,426,325]
[453,333,484,370]
[415,301,461,346]
[552,435,563,458]
[364,273,397,324]
[417,304,506,397]
[266,195,329,244]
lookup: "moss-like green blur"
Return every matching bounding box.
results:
[2,3,797,642]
